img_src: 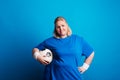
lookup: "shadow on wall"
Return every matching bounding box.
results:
[0,27,46,80]
[14,35,45,80]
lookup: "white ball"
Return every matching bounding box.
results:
[39,49,53,64]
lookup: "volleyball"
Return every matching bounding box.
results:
[39,49,53,64]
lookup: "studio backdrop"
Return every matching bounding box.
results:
[0,0,120,80]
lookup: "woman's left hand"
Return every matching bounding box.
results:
[78,67,86,74]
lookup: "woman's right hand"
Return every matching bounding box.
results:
[32,48,50,65]
[37,55,50,65]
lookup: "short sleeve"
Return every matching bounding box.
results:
[82,38,94,58]
[35,41,46,50]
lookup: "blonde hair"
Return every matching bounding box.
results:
[53,16,72,38]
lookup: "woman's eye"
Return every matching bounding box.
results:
[56,26,60,28]
[62,25,64,27]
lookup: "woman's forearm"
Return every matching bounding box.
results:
[84,51,94,65]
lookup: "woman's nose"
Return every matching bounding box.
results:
[60,26,62,30]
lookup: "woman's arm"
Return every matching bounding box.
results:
[84,51,94,65]
[32,48,50,65]
[32,48,39,54]
[78,51,94,73]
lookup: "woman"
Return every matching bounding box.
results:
[32,16,94,80]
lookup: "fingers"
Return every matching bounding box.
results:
[41,60,50,65]
[37,56,50,65]
[78,67,86,74]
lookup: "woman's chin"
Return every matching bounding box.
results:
[60,34,67,38]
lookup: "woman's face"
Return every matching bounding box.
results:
[55,20,68,38]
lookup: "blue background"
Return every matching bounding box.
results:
[0,0,120,80]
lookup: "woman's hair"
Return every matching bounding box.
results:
[53,16,72,38]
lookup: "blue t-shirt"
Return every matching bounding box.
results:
[36,34,94,80]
